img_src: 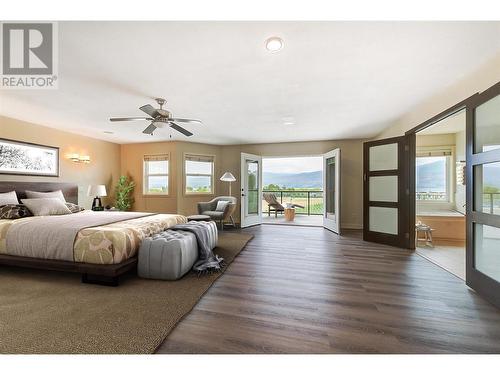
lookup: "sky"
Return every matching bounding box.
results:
[263,156,323,174]
[416,156,446,166]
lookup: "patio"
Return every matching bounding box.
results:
[261,189,324,227]
[261,214,323,227]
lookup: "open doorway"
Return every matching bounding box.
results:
[261,156,323,227]
[414,109,466,279]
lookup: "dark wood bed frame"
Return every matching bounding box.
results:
[0,181,137,286]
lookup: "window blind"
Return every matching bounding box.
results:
[416,147,452,157]
[185,154,214,163]
[144,154,169,162]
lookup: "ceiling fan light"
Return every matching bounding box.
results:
[152,120,166,128]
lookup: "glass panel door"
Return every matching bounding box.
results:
[246,160,259,215]
[363,136,410,248]
[466,82,500,308]
[323,149,340,233]
[240,153,262,228]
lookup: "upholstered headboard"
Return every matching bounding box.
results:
[0,182,78,204]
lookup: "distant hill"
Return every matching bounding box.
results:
[484,163,500,189]
[263,171,322,189]
[257,161,500,192]
[417,160,446,192]
[417,160,500,191]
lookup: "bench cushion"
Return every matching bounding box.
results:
[138,230,198,280]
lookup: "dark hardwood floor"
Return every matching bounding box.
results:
[157,225,500,353]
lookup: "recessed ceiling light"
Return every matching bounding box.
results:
[283,121,295,126]
[265,37,284,52]
[103,131,114,134]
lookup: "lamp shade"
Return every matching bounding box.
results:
[87,185,107,197]
[220,172,236,182]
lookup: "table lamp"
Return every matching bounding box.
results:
[87,185,107,211]
[220,172,236,196]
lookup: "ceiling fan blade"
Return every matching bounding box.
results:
[142,123,157,135]
[169,122,193,137]
[170,117,202,125]
[110,117,153,122]
[139,104,160,118]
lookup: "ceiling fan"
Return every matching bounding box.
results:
[109,98,202,136]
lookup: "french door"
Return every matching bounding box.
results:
[363,136,411,248]
[466,81,500,308]
[323,148,341,234]
[240,153,262,228]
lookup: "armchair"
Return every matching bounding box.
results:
[197,196,237,230]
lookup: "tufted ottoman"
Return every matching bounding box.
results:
[138,230,198,280]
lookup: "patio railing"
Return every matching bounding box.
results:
[262,190,324,216]
[260,191,500,215]
[483,192,500,215]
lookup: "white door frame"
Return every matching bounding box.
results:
[323,148,341,234]
[240,152,263,228]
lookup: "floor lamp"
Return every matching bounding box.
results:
[220,172,236,196]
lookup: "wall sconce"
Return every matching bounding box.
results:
[69,153,80,162]
[79,155,90,163]
[69,153,91,164]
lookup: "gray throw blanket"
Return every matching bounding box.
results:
[171,222,224,273]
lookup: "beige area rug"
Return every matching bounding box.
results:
[0,232,253,354]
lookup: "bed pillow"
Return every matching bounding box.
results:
[25,189,66,202]
[215,200,229,212]
[0,191,19,205]
[65,202,85,213]
[0,204,32,219]
[21,198,72,216]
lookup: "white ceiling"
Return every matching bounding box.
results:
[2,21,500,145]
[418,109,466,135]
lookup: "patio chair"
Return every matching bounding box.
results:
[263,193,285,218]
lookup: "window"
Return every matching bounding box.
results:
[143,155,169,195]
[185,154,214,194]
[416,154,449,201]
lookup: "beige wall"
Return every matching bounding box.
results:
[415,131,467,214]
[416,133,456,147]
[377,52,500,139]
[120,141,223,216]
[0,116,121,209]
[120,139,365,229]
[120,141,177,213]
[416,133,457,212]
[1,115,364,228]
[219,140,364,228]
[174,142,223,216]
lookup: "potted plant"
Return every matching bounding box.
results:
[115,175,135,211]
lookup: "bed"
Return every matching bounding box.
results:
[0,182,186,285]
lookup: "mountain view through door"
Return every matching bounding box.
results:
[262,156,323,226]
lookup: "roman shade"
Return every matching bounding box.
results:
[144,154,169,162]
[416,146,453,157]
[184,154,214,163]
